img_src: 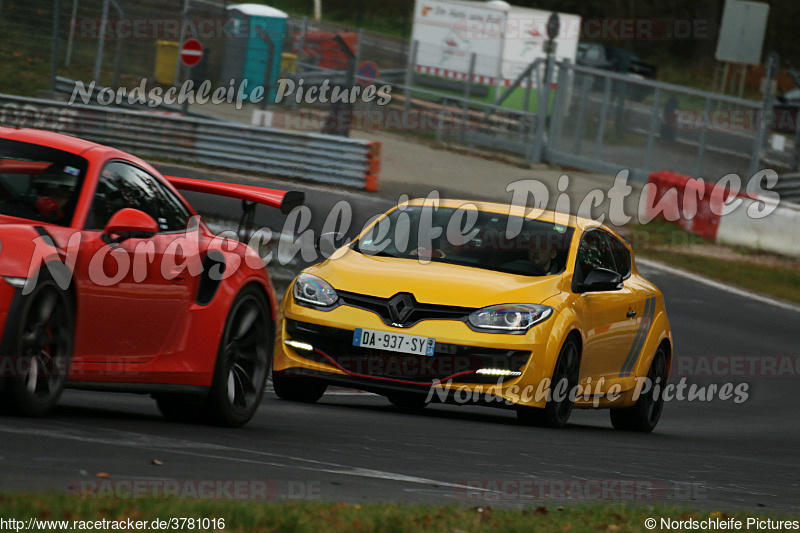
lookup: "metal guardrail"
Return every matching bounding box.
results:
[775,172,800,203]
[0,93,380,190]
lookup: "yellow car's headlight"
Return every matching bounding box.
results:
[468,304,553,333]
[293,273,338,308]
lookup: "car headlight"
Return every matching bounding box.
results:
[293,273,338,308]
[468,304,553,332]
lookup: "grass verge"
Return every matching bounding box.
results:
[2,493,799,532]
[624,219,800,305]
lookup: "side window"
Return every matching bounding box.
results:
[88,161,189,231]
[148,174,191,231]
[608,234,632,279]
[574,230,616,286]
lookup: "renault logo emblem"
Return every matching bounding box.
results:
[388,293,415,324]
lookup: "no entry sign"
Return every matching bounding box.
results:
[180,39,203,67]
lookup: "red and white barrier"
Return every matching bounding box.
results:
[717,197,800,258]
[641,171,800,258]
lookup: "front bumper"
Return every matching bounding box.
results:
[275,292,561,408]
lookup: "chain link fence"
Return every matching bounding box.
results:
[2,2,798,203]
[0,0,407,97]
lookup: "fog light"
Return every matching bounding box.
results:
[284,339,314,352]
[475,368,522,377]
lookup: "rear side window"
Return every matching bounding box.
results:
[88,161,189,231]
[0,139,88,226]
[608,234,632,278]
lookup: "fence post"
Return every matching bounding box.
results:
[354,27,364,71]
[297,16,308,69]
[93,0,109,83]
[531,54,555,163]
[592,76,612,160]
[749,54,778,178]
[642,86,662,178]
[462,53,475,145]
[261,33,275,111]
[522,68,532,141]
[692,96,711,178]
[404,40,418,115]
[436,105,444,145]
[65,0,78,66]
[112,29,123,90]
[174,2,185,86]
[548,60,570,153]
[50,0,61,91]
[570,73,592,157]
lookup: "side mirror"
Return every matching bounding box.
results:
[104,208,158,243]
[576,267,623,293]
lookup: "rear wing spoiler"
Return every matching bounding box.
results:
[165,175,304,215]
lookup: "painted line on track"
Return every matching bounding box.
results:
[0,422,498,496]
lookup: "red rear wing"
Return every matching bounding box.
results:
[165,176,304,215]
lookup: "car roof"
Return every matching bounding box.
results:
[403,197,608,232]
[0,126,125,158]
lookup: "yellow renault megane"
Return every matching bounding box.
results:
[273,199,672,431]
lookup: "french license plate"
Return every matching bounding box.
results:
[353,328,436,356]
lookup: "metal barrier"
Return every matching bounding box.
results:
[775,172,800,203]
[0,93,381,191]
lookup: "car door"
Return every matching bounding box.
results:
[606,233,651,378]
[72,160,195,364]
[574,229,642,383]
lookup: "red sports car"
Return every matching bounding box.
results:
[0,127,302,426]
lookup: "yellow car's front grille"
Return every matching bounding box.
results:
[285,319,531,384]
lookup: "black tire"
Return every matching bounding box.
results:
[4,278,74,417]
[517,336,580,428]
[387,391,429,411]
[272,373,327,403]
[204,285,272,427]
[610,346,667,432]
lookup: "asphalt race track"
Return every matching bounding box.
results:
[1,173,798,513]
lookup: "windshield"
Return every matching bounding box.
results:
[355,205,574,277]
[0,138,88,226]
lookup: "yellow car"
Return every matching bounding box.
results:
[273,199,672,431]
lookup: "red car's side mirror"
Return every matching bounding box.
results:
[104,208,159,242]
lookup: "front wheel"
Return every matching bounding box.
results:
[610,346,668,432]
[205,285,272,427]
[4,279,74,417]
[517,336,580,428]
